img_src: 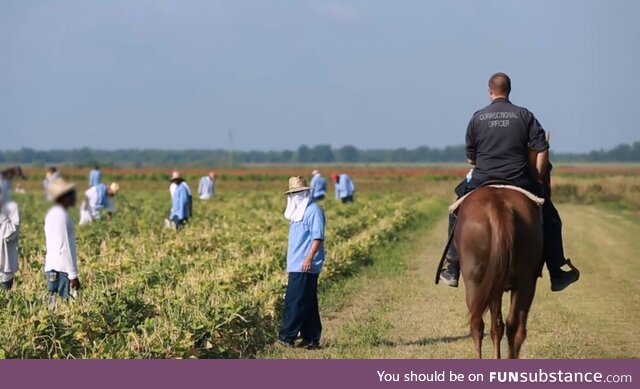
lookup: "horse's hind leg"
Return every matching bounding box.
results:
[489,296,504,359]
[470,313,484,359]
[465,286,484,359]
[506,288,535,359]
[506,291,519,359]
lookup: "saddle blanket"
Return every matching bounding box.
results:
[449,185,545,214]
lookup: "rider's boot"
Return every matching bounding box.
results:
[439,214,460,287]
[440,257,460,287]
[543,201,580,292]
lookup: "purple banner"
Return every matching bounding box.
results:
[0,359,636,388]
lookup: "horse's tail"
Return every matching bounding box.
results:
[470,199,514,318]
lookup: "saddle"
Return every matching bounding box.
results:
[449,182,544,214]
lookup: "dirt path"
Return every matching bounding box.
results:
[264,204,640,359]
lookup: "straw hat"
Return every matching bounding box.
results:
[170,171,182,182]
[311,170,320,176]
[284,176,311,195]
[109,182,120,195]
[47,179,76,201]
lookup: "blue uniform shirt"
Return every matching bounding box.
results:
[171,183,190,220]
[287,202,326,273]
[89,169,102,187]
[94,183,108,209]
[0,178,10,202]
[335,174,355,199]
[310,174,327,199]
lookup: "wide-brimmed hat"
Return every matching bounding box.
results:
[47,179,76,201]
[311,170,320,176]
[284,176,311,195]
[169,171,182,182]
[109,182,120,195]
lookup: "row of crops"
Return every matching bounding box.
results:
[0,186,444,358]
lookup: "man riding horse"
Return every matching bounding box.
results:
[440,73,580,292]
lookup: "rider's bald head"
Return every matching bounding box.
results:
[488,73,511,98]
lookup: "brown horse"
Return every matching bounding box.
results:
[455,187,543,359]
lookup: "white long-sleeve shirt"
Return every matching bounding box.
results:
[85,185,115,218]
[0,201,20,281]
[44,205,78,279]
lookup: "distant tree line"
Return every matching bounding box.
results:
[0,142,639,166]
[550,142,640,162]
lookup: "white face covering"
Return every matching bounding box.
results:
[284,191,310,222]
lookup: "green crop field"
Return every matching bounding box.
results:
[1,166,639,359]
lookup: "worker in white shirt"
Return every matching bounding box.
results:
[198,171,216,200]
[79,182,120,225]
[0,185,20,290]
[44,179,79,301]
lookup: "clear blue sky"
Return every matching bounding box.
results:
[1,0,639,152]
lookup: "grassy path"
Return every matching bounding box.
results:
[263,204,640,359]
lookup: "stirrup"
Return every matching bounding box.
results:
[565,258,580,275]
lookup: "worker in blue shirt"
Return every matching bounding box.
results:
[332,173,355,203]
[278,176,326,350]
[309,170,327,201]
[167,173,191,230]
[198,172,216,200]
[88,165,102,188]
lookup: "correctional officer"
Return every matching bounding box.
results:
[439,73,579,292]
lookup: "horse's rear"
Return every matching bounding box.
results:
[455,187,543,359]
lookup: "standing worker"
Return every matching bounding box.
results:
[88,165,102,188]
[169,171,192,199]
[332,173,356,203]
[309,170,327,201]
[79,182,120,225]
[167,173,191,230]
[0,185,20,290]
[44,179,80,302]
[198,171,216,200]
[278,176,326,349]
[169,171,192,219]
